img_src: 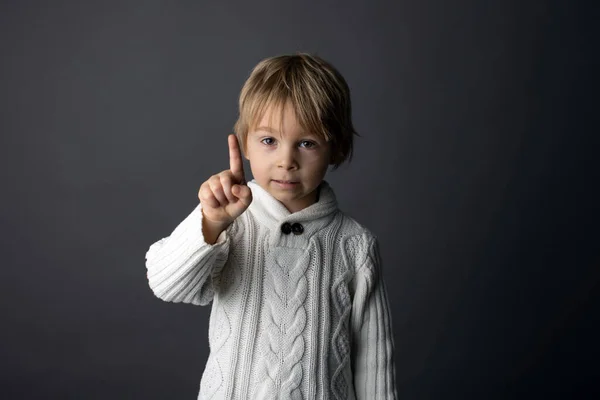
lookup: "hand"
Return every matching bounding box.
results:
[198,134,253,227]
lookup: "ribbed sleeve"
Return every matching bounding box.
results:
[351,237,398,400]
[145,202,231,306]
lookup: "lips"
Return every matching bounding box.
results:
[272,179,300,188]
[273,179,298,184]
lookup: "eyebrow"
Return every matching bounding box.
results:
[253,126,317,138]
[254,126,279,134]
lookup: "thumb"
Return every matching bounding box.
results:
[232,184,252,206]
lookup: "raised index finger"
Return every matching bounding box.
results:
[228,134,245,183]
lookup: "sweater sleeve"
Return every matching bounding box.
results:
[144,202,232,306]
[351,236,398,399]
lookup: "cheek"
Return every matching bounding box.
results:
[304,151,330,167]
[248,158,271,178]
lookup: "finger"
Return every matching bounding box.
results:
[219,172,237,203]
[228,134,246,184]
[232,184,253,207]
[199,185,220,209]
[208,176,228,206]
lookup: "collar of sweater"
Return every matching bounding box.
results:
[247,179,339,235]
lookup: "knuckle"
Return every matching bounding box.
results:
[220,173,232,186]
[208,178,222,191]
[199,188,212,203]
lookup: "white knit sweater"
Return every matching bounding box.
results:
[145,180,398,399]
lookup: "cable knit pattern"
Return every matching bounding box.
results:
[330,271,352,399]
[145,179,398,399]
[252,246,310,399]
[200,223,244,399]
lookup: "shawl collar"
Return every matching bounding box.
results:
[246,179,339,236]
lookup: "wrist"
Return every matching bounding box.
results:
[201,210,230,244]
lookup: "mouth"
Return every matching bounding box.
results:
[272,179,300,186]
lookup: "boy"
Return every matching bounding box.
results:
[145,53,397,399]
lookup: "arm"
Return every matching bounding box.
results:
[351,236,398,399]
[145,201,234,306]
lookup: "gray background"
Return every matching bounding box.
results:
[1,0,597,399]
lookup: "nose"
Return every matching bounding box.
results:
[277,146,298,170]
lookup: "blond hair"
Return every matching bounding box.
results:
[233,53,358,169]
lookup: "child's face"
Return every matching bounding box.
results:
[245,101,331,213]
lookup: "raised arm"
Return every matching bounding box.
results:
[145,134,251,306]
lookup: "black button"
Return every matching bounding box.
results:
[291,223,304,235]
[281,222,292,234]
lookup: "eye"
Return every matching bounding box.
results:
[300,140,316,148]
[260,137,276,146]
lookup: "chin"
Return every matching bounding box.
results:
[272,192,297,200]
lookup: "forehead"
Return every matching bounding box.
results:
[250,102,308,134]
[254,101,292,123]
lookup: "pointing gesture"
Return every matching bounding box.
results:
[229,133,246,185]
[199,134,253,232]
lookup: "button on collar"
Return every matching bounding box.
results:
[291,223,304,235]
[281,222,292,234]
[281,222,304,235]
